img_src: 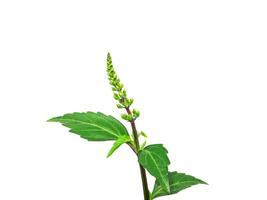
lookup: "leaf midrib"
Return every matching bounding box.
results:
[58,118,119,138]
[153,178,202,197]
[86,113,123,135]
[145,150,169,191]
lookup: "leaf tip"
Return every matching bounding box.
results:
[201,180,208,185]
[47,118,55,122]
[106,152,112,158]
[47,116,60,122]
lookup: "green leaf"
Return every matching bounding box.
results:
[48,112,129,141]
[140,131,148,138]
[107,135,131,157]
[140,141,147,151]
[138,144,170,193]
[152,171,207,199]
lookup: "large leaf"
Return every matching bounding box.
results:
[107,135,131,157]
[48,112,129,141]
[138,144,170,193]
[152,171,207,199]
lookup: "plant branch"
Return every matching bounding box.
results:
[127,142,137,154]
[126,107,150,200]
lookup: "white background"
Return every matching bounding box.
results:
[0,0,267,200]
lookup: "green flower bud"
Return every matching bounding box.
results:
[127,114,134,121]
[129,98,134,105]
[118,83,124,90]
[133,109,139,115]
[121,113,128,120]
[117,104,124,109]
[133,109,140,118]
[113,93,120,100]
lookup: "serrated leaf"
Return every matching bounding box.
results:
[48,112,129,141]
[107,135,131,157]
[138,144,170,193]
[152,171,207,199]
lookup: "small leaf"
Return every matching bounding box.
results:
[48,112,129,141]
[107,135,131,157]
[140,131,148,138]
[140,141,147,151]
[138,144,170,193]
[152,171,207,199]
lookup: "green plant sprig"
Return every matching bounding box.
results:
[48,53,207,200]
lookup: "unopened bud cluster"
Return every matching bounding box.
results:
[107,53,140,122]
[121,109,140,121]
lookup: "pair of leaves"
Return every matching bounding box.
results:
[138,145,207,199]
[48,112,130,157]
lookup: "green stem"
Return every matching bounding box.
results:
[126,108,150,200]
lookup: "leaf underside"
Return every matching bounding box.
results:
[48,112,129,141]
[138,144,170,193]
[152,171,207,199]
